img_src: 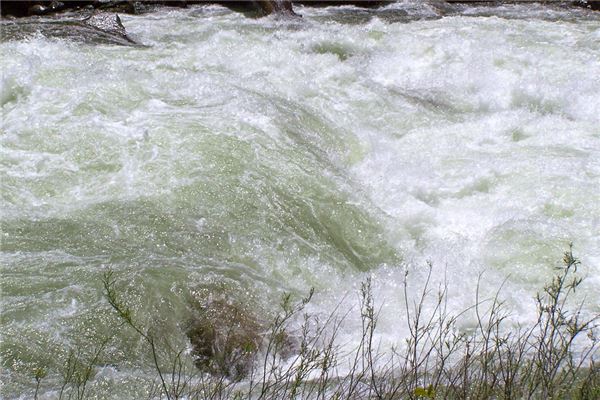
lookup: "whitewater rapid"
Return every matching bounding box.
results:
[1,2,599,397]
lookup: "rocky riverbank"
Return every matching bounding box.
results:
[2,1,597,19]
[0,1,298,18]
[2,1,598,50]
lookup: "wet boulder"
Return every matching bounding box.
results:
[255,0,297,16]
[212,1,298,18]
[186,283,265,380]
[28,4,48,15]
[2,1,74,17]
[0,11,140,45]
[81,12,139,45]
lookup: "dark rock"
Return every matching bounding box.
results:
[1,1,33,17]
[212,1,298,18]
[49,1,65,11]
[2,1,94,17]
[186,284,264,380]
[293,0,394,8]
[427,0,459,14]
[167,0,188,7]
[94,0,189,14]
[94,0,137,13]
[255,0,298,16]
[28,4,48,15]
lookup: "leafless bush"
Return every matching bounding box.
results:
[22,245,600,399]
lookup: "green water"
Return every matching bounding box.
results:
[1,3,600,398]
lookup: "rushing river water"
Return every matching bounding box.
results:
[1,2,600,398]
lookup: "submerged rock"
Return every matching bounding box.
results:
[186,283,265,380]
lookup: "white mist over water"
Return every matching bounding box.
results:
[1,2,600,397]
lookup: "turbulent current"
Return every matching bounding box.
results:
[1,2,600,398]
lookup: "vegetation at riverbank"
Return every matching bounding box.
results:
[13,245,599,399]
